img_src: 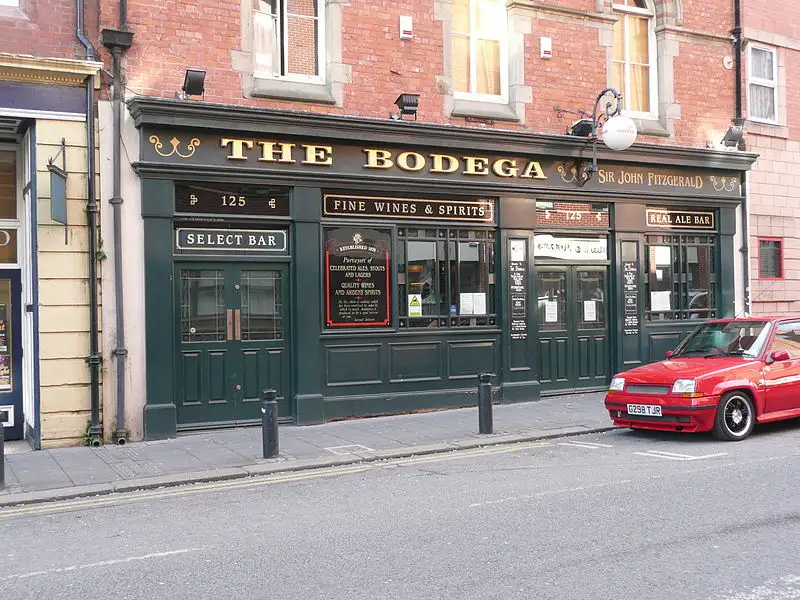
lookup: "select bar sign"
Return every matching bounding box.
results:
[176,228,287,252]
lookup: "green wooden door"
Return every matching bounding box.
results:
[536,265,609,393]
[175,263,291,427]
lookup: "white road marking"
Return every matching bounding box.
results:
[558,441,613,449]
[323,444,374,455]
[0,548,202,582]
[713,574,800,599]
[635,450,728,461]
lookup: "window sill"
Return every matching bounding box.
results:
[251,77,336,105]
[451,98,519,123]
[0,6,28,21]
[745,120,789,139]
[628,116,669,137]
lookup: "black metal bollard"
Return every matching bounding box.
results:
[261,389,279,459]
[478,373,493,434]
[0,420,5,491]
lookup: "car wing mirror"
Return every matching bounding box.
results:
[665,350,674,359]
[767,350,790,363]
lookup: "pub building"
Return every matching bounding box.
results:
[127,98,756,438]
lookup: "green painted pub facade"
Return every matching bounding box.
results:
[128,98,757,439]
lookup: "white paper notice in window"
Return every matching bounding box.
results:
[654,246,671,266]
[545,300,558,323]
[583,300,597,322]
[472,293,487,315]
[460,293,474,315]
[510,240,526,262]
[650,290,671,312]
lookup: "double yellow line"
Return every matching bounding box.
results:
[0,440,551,519]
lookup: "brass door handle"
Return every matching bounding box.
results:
[234,309,241,340]
[226,309,234,341]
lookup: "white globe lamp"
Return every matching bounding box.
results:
[602,114,638,151]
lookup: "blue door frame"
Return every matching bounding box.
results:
[0,269,23,440]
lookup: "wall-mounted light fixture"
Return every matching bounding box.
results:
[177,69,206,100]
[554,88,638,185]
[393,93,420,120]
[721,122,744,149]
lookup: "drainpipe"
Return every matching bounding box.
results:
[732,0,750,315]
[77,0,102,446]
[102,22,134,445]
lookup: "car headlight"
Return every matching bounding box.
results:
[609,377,625,392]
[672,379,696,394]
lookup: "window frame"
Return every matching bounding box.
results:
[253,0,326,84]
[757,237,784,281]
[451,0,509,105]
[397,227,497,329]
[611,0,659,120]
[644,233,718,322]
[747,44,779,124]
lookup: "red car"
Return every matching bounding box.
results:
[605,317,800,440]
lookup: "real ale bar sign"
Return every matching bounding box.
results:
[325,228,391,328]
[646,208,715,230]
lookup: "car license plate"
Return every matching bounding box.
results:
[627,403,662,417]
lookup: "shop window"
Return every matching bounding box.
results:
[398,228,496,328]
[611,0,658,118]
[748,45,778,123]
[758,238,783,279]
[451,0,508,102]
[254,0,324,81]
[644,235,716,321]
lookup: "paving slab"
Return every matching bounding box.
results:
[0,391,611,506]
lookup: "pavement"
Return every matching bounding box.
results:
[0,391,611,506]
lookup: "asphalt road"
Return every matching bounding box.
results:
[1,421,799,600]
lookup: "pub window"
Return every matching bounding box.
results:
[644,235,716,321]
[451,0,508,102]
[758,238,783,279]
[747,45,778,123]
[611,0,658,118]
[397,228,496,328]
[254,0,325,81]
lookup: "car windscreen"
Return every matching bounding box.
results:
[672,321,772,358]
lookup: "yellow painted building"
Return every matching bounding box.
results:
[0,54,103,448]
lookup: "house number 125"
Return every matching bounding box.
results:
[222,195,246,207]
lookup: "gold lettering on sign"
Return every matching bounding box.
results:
[363,149,394,169]
[520,161,547,180]
[463,156,489,176]
[302,145,333,166]
[258,142,296,163]
[598,169,614,184]
[430,154,459,174]
[221,138,254,160]
[492,158,518,178]
[397,151,426,172]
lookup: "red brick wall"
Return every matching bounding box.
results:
[0,0,100,60]
[742,1,800,314]
[101,0,739,149]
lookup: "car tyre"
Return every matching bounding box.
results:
[713,391,755,441]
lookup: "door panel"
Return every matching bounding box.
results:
[537,265,609,392]
[764,321,800,414]
[0,270,22,440]
[175,263,291,427]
